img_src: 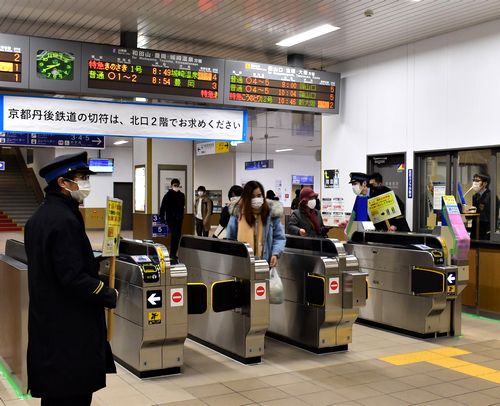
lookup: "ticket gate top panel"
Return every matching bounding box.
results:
[350,231,444,250]
[5,239,27,264]
[284,235,346,257]
[349,231,446,265]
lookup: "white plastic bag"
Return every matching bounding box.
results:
[269,267,284,304]
[212,224,227,239]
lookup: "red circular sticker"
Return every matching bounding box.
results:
[256,285,265,296]
[172,291,182,303]
[330,280,339,291]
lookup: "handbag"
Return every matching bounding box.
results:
[269,267,284,304]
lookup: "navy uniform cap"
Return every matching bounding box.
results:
[349,172,370,184]
[39,151,95,183]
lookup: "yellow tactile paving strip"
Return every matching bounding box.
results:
[380,347,500,384]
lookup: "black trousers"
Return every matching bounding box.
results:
[195,218,209,237]
[41,393,92,406]
[169,221,182,259]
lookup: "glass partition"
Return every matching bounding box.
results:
[416,148,498,241]
[418,154,449,231]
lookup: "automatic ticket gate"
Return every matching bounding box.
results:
[178,236,269,364]
[0,239,29,393]
[99,238,192,377]
[348,231,468,337]
[268,236,367,353]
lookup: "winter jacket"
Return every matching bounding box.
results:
[226,199,286,262]
[288,207,328,237]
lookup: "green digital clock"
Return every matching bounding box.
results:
[36,50,74,80]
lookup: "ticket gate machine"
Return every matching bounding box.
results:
[178,236,269,364]
[348,231,468,337]
[99,238,197,377]
[0,239,29,393]
[268,236,367,353]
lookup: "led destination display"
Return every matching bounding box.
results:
[0,33,29,89]
[0,51,22,83]
[224,61,340,113]
[82,44,224,104]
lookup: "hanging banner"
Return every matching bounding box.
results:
[102,197,123,257]
[1,95,247,141]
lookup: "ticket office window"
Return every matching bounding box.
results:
[416,148,499,242]
[416,154,451,232]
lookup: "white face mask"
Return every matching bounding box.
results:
[352,184,362,196]
[172,186,180,192]
[197,191,204,196]
[251,197,264,209]
[230,196,240,203]
[472,181,481,192]
[307,199,317,209]
[65,179,91,203]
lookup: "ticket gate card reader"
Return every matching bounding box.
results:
[268,236,367,353]
[99,238,189,377]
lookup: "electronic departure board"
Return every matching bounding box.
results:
[0,34,29,89]
[81,44,225,104]
[224,60,340,114]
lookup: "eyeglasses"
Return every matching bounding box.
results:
[472,178,482,182]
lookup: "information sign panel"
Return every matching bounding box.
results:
[224,60,340,113]
[0,132,104,148]
[81,43,224,104]
[0,33,29,89]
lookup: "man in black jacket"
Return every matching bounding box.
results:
[471,173,491,240]
[24,152,118,406]
[349,172,410,232]
[159,178,185,263]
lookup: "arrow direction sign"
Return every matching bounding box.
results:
[0,161,5,171]
[447,273,456,285]
[147,290,162,309]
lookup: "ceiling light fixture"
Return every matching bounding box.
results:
[276,24,340,47]
[134,97,147,102]
[275,148,294,152]
[113,140,129,145]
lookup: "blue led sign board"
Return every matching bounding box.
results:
[0,132,104,149]
[292,175,314,185]
[245,159,274,170]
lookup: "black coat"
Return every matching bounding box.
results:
[288,207,328,237]
[24,192,117,398]
[472,188,491,240]
[159,189,185,227]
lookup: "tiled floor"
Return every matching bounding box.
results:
[1,231,500,405]
[1,316,500,406]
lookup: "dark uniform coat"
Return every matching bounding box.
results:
[24,191,117,398]
[472,188,491,240]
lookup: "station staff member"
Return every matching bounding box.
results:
[349,172,410,232]
[25,152,118,406]
[470,173,492,240]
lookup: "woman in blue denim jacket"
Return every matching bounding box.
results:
[226,180,286,267]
